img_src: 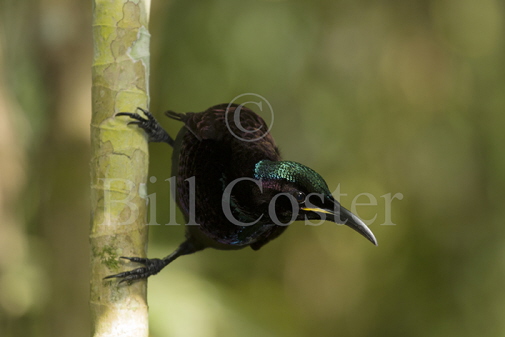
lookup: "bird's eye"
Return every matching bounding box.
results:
[294,191,306,203]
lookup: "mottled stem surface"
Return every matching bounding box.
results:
[90,1,151,336]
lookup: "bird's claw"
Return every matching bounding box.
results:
[104,257,167,284]
[116,108,173,144]
[116,108,155,130]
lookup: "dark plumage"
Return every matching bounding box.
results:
[106,104,377,283]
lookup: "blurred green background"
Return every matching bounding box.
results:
[1,0,505,336]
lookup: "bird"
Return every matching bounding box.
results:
[105,103,377,283]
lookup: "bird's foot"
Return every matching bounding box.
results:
[116,108,174,145]
[104,257,168,284]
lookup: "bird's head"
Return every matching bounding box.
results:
[254,160,377,245]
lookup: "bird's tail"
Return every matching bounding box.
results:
[165,110,186,122]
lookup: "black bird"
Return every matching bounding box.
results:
[106,104,377,282]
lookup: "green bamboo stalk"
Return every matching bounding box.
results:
[90,1,151,336]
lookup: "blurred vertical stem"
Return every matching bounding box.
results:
[90,1,151,336]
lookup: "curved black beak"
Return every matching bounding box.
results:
[335,206,378,246]
[302,198,378,246]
